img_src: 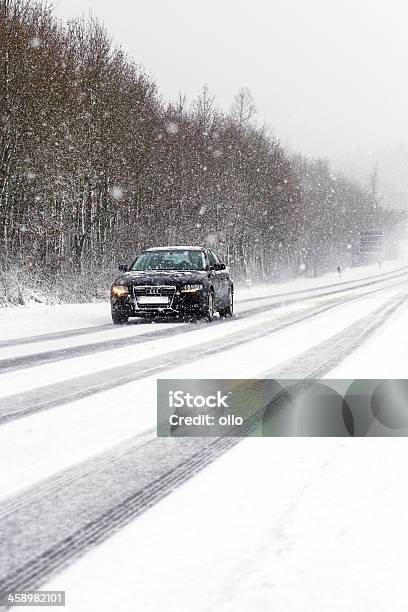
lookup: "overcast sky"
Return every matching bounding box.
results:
[53,0,408,160]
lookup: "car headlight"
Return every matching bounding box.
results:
[180,283,203,294]
[111,285,129,297]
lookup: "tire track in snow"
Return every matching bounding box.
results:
[0,290,406,599]
[0,277,405,424]
[239,264,408,303]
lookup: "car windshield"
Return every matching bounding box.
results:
[131,250,206,271]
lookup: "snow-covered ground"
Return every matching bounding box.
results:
[1,258,408,612]
[40,438,408,612]
[0,257,402,341]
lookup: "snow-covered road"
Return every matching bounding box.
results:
[1,259,408,611]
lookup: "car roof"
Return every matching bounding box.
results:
[145,246,206,252]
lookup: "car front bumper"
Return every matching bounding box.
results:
[111,289,208,317]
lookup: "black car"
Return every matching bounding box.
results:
[110,246,234,324]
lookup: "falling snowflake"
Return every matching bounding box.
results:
[199,206,206,216]
[29,37,41,49]
[206,233,217,246]
[213,149,222,158]
[165,122,178,135]
[110,186,123,200]
[299,263,306,272]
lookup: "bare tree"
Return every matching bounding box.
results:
[230,86,257,128]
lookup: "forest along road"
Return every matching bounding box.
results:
[1,261,408,608]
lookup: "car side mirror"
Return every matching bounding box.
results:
[212,263,226,271]
[118,264,130,272]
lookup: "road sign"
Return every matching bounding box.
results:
[359,230,384,254]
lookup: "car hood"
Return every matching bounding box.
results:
[114,270,208,286]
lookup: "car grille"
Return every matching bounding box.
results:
[133,285,176,309]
